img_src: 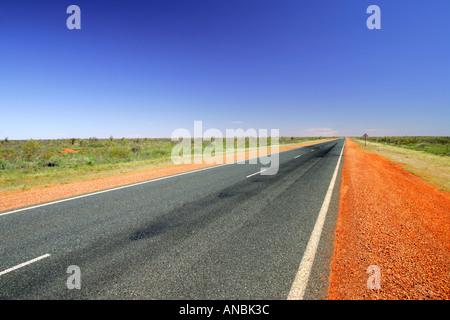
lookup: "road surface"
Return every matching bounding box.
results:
[0,139,345,299]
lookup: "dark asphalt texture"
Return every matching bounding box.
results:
[0,139,345,299]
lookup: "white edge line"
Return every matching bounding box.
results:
[0,254,51,277]
[287,139,345,300]
[0,139,338,218]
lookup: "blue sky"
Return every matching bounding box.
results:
[0,0,449,139]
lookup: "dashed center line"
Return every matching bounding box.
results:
[0,254,51,277]
[246,169,267,178]
[294,155,302,159]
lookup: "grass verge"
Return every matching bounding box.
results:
[352,139,449,192]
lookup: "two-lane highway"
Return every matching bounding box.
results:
[0,139,345,299]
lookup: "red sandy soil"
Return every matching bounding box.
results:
[0,140,335,212]
[327,139,450,299]
[62,148,77,154]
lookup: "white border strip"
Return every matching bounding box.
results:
[287,139,345,300]
[0,254,51,277]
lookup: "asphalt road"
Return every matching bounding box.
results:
[0,138,345,300]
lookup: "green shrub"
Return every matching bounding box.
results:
[23,139,40,160]
[88,143,104,148]
[131,145,141,153]
[0,159,7,170]
[0,148,15,156]
[415,143,428,149]
[150,149,169,158]
[109,147,131,159]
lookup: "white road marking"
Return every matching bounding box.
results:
[287,139,345,300]
[0,254,51,277]
[294,155,302,159]
[246,169,267,178]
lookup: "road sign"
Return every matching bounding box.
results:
[363,133,368,145]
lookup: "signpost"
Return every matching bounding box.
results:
[363,133,368,146]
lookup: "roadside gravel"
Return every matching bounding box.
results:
[327,139,449,299]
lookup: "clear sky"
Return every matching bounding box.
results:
[0,0,449,139]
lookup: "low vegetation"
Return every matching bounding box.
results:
[356,136,449,156]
